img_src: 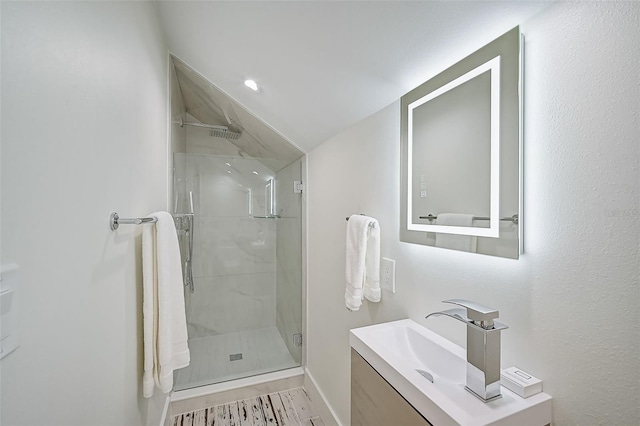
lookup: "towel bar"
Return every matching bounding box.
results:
[110,212,157,231]
[418,214,519,225]
[345,214,377,228]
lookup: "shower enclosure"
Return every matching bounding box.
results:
[169,55,304,391]
[172,151,303,391]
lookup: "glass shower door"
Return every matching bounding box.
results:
[172,152,302,391]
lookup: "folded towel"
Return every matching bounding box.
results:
[345,215,381,311]
[435,213,477,253]
[143,211,190,398]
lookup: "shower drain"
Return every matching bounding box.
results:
[229,353,243,361]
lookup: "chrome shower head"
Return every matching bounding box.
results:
[209,128,241,140]
[179,118,242,140]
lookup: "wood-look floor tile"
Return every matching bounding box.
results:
[237,399,253,426]
[268,392,295,426]
[249,396,267,426]
[304,417,325,426]
[215,403,235,426]
[172,387,323,426]
[277,391,300,424]
[177,411,194,426]
[229,401,242,426]
[191,409,206,426]
[285,388,317,421]
[205,407,215,426]
[260,395,279,425]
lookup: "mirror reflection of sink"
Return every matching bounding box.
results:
[350,319,552,425]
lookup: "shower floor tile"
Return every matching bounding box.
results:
[174,326,299,391]
[172,387,324,426]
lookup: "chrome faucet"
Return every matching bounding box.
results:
[426,299,508,402]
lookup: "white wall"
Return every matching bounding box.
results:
[307,2,639,425]
[1,2,169,425]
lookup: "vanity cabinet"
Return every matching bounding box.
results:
[351,349,431,426]
[350,321,553,425]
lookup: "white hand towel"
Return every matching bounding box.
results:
[345,215,381,311]
[143,211,190,398]
[435,213,477,253]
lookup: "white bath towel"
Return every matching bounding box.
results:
[142,211,190,398]
[345,214,381,311]
[435,213,477,253]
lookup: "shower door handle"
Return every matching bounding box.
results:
[185,214,194,293]
[175,213,195,293]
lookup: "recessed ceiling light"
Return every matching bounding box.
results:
[244,79,258,91]
[225,162,231,167]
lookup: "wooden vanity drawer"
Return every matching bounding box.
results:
[351,348,431,426]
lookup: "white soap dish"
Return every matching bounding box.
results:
[501,367,543,398]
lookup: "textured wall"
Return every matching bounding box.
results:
[0,2,169,424]
[307,2,639,425]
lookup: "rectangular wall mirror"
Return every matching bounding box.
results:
[400,27,522,259]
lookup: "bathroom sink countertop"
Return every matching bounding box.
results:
[350,319,552,426]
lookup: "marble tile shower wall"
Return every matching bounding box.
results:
[183,154,279,338]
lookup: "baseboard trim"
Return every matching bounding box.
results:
[160,394,171,426]
[304,368,342,426]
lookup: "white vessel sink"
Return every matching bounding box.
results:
[350,319,552,426]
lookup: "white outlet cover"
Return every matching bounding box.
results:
[381,257,395,293]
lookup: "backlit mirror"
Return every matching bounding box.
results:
[400,27,522,259]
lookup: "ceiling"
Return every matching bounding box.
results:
[156,1,550,153]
